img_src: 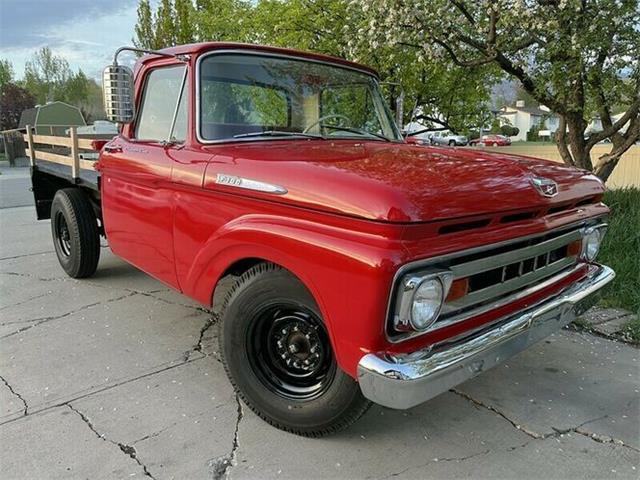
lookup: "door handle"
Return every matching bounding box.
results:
[104,145,123,153]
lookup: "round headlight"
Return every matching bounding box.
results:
[583,227,603,261]
[410,278,445,330]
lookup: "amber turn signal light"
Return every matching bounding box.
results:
[567,239,582,257]
[445,278,469,302]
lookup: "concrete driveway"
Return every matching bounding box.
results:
[1,168,638,479]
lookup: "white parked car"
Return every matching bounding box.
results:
[429,131,468,146]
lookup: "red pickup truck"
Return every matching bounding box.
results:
[30,42,614,437]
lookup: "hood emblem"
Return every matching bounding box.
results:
[215,174,287,195]
[531,177,558,197]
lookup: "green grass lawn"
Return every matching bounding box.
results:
[598,188,640,342]
[599,188,640,311]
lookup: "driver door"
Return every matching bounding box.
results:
[100,64,187,288]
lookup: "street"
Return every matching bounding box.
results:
[1,168,638,479]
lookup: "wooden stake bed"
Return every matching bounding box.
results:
[23,125,104,190]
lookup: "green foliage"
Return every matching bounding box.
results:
[0,83,35,130]
[134,0,158,49]
[19,47,104,122]
[356,0,640,180]
[135,0,198,49]
[500,125,519,137]
[598,188,640,315]
[0,59,14,88]
[133,0,497,134]
[620,316,640,345]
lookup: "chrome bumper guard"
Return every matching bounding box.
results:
[357,264,615,409]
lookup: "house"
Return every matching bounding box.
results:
[587,112,630,135]
[18,101,86,136]
[499,101,560,141]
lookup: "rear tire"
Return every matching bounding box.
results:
[50,188,100,278]
[219,263,371,437]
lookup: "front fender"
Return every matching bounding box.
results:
[180,212,403,377]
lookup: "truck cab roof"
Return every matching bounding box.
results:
[135,42,379,77]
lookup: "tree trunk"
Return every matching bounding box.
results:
[592,153,619,182]
[592,115,640,182]
[555,113,594,172]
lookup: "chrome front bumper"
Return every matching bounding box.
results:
[357,264,615,409]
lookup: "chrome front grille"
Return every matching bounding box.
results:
[436,227,583,327]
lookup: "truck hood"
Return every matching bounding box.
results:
[203,140,605,223]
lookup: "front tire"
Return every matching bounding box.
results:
[448,140,456,146]
[219,263,371,436]
[50,188,100,278]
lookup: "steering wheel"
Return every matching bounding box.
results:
[303,114,351,134]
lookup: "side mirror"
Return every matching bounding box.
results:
[102,64,135,123]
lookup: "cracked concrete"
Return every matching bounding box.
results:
[210,394,244,480]
[67,404,157,479]
[1,178,639,479]
[0,373,28,416]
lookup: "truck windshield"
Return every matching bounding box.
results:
[198,53,402,142]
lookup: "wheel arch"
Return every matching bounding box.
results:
[181,214,396,377]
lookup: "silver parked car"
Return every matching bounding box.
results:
[430,131,468,146]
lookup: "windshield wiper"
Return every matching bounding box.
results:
[321,125,392,142]
[233,130,323,139]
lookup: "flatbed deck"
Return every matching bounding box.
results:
[35,159,100,190]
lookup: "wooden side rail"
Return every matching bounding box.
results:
[23,125,99,181]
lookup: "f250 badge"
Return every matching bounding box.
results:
[531,176,558,197]
[216,174,287,195]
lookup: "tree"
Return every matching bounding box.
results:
[175,0,197,44]
[21,47,102,120]
[134,0,497,133]
[155,0,178,46]
[24,47,72,103]
[0,83,35,130]
[500,125,519,137]
[0,59,14,89]
[134,0,159,49]
[356,0,640,182]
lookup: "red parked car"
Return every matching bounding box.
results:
[470,134,512,146]
[30,42,613,437]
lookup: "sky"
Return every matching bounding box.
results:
[0,0,145,80]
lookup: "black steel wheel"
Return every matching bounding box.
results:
[219,263,371,437]
[50,188,100,278]
[54,211,72,257]
[247,305,336,401]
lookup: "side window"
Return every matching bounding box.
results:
[136,65,187,141]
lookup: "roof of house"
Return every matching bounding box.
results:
[501,105,555,116]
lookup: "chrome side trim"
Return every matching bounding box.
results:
[359,264,615,409]
[215,173,287,195]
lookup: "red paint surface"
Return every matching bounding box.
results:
[96,44,608,378]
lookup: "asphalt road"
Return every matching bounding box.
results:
[1,168,638,479]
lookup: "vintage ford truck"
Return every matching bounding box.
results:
[27,42,614,437]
